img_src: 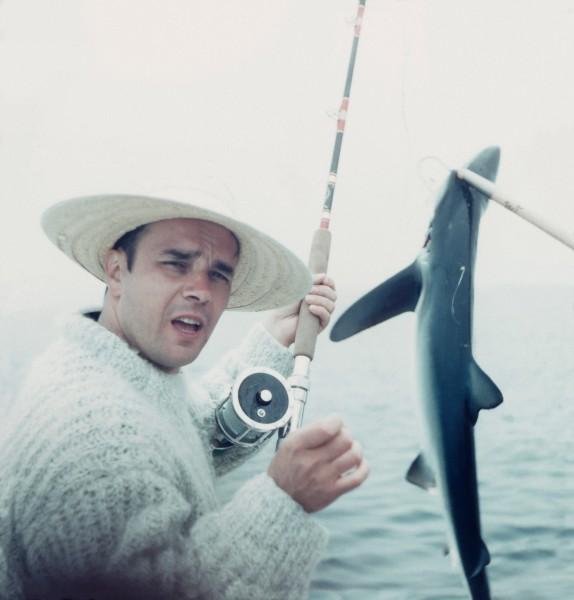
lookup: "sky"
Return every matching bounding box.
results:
[1,0,574,314]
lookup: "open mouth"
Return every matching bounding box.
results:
[172,317,203,334]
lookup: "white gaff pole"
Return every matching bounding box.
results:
[457,167,574,252]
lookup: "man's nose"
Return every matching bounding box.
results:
[182,270,211,303]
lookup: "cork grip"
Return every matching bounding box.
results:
[293,228,332,359]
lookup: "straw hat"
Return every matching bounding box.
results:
[41,191,312,311]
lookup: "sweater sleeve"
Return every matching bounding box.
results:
[191,323,295,476]
[112,472,326,600]
[19,438,327,600]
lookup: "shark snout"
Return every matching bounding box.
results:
[465,146,500,182]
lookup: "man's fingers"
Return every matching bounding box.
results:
[334,458,370,495]
[331,441,363,475]
[308,284,337,303]
[271,415,368,512]
[305,289,336,331]
[314,428,354,463]
[305,293,336,312]
[312,273,336,290]
[293,415,344,450]
[307,305,331,331]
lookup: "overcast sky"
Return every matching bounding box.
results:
[2,0,574,314]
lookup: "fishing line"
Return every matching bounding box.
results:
[397,1,414,148]
[451,265,466,325]
[417,155,451,192]
[393,0,424,211]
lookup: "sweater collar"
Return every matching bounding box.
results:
[64,312,185,396]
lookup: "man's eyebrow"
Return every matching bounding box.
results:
[161,249,235,276]
[161,249,201,261]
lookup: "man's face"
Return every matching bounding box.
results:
[107,218,239,371]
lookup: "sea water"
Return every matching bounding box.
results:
[213,285,574,600]
[1,285,572,599]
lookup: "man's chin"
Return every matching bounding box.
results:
[138,330,210,371]
[138,349,200,373]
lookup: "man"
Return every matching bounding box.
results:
[0,190,369,599]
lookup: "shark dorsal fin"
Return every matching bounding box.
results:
[406,452,437,491]
[467,359,503,424]
[330,262,421,341]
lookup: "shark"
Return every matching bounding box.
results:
[330,147,503,599]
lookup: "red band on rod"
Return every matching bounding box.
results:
[337,97,349,132]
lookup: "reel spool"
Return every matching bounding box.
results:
[212,367,293,450]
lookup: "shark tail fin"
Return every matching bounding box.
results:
[330,262,421,342]
[467,359,504,425]
[405,452,437,491]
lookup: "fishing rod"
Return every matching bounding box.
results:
[279,0,368,441]
[457,168,574,252]
[212,0,367,451]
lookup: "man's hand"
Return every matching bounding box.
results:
[267,415,369,513]
[263,273,337,347]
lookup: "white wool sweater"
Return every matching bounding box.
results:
[0,314,328,600]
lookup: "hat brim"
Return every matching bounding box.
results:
[42,194,312,311]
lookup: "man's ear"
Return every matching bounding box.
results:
[102,249,126,298]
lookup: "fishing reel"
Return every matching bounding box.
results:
[212,367,294,450]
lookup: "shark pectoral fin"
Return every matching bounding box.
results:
[470,540,491,578]
[467,359,504,424]
[330,262,421,341]
[405,452,437,491]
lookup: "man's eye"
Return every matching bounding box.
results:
[164,261,187,271]
[210,270,230,283]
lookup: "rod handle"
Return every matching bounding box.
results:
[293,228,332,359]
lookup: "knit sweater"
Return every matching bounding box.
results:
[0,314,328,600]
